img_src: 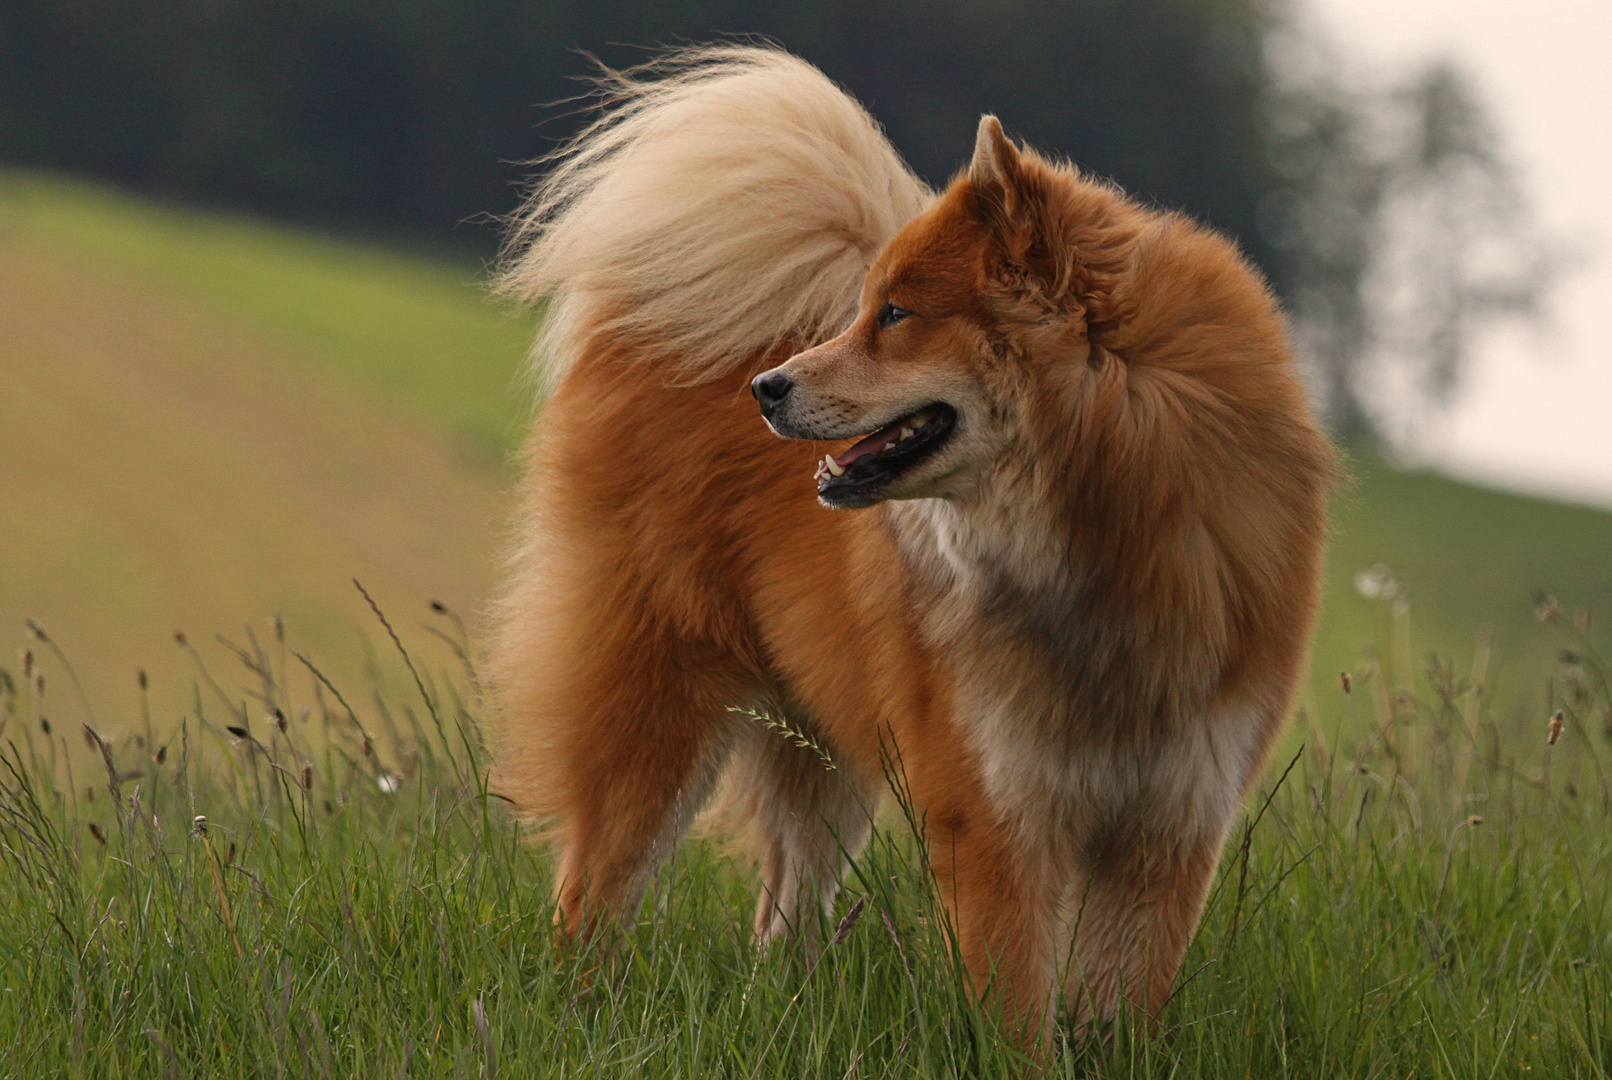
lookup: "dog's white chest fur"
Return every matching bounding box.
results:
[892,498,1267,856]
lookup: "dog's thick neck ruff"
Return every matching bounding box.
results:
[846,119,1336,759]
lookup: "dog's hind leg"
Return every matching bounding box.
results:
[728,709,878,947]
[506,625,746,941]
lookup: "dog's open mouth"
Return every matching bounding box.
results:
[814,403,957,503]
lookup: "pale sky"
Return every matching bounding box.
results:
[1306,0,1612,508]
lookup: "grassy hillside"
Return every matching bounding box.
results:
[0,172,533,720]
[0,169,1608,738]
[1313,455,1612,723]
[1,596,1607,1078]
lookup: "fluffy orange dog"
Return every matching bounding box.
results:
[490,45,1332,1047]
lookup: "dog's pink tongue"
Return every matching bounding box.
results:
[834,418,907,468]
[814,410,937,482]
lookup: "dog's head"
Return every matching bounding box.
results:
[754,116,1138,509]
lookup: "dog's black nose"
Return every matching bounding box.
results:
[751,370,793,417]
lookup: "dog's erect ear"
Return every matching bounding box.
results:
[965,115,1129,332]
[967,116,1058,289]
[967,116,1028,221]
[969,115,1016,189]
[967,115,1038,237]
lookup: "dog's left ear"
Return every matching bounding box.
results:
[966,117,1069,315]
[969,116,1014,188]
[966,115,1129,334]
[968,116,1029,227]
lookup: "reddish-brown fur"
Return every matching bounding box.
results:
[490,52,1333,1056]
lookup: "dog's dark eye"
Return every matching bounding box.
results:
[876,303,912,329]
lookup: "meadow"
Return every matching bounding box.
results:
[1,173,1610,1076]
[2,581,1608,1077]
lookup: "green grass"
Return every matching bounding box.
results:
[0,171,533,720]
[1,598,1609,1078]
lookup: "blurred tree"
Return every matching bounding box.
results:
[1257,41,1553,439]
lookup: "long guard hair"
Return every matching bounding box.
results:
[496,45,933,390]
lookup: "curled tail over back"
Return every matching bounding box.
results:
[497,45,933,388]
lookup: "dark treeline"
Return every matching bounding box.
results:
[1,0,1278,264]
[0,0,1547,433]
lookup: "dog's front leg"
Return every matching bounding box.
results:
[927,806,1061,1057]
[1060,828,1221,1035]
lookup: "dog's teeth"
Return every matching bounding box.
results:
[825,456,845,477]
[898,426,914,440]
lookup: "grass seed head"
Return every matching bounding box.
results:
[21,650,31,677]
[1340,671,1352,694]
[302,765,313,791]
[191,815,206,836]
[88,823,106,845]
[138,668,147,690]
[1547,710,1565,745]
[173,630,187,646]
[1355,565,1398,600]
[40,716,50,736]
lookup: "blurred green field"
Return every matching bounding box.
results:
[0,172,533,720]
[1,167,1608,731]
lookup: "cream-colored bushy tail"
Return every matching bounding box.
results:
[497,44,932,387]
